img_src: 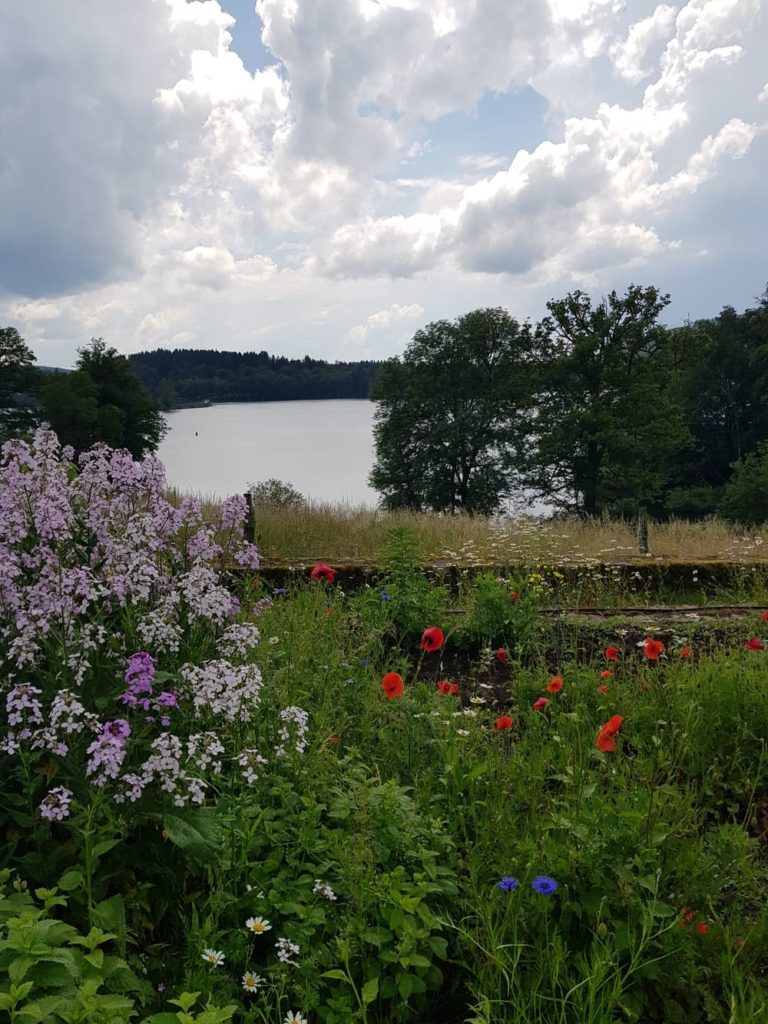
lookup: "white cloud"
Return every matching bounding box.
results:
[0,0,766,370]
[345,301,424,343]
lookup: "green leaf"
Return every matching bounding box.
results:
[363,927,392,947]
[362,977,379,1005]
[57,870,85,892]
[163,812,221,862]
[92,839,121,860]
[197,1006,236,1024]
[139,1016,179,1024]
[397,973,413,1000]
[321,970,350,983]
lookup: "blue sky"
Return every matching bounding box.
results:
[1,0,766,366]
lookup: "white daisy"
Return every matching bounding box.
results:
[245,915,272,935]
[201,948,225,967]
[242,971,263,994]
[284,1013,307,1024]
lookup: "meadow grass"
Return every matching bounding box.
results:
[167,490,768,566]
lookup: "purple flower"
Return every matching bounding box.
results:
[40,786,73,821]
[102,719,131,744]
[156,691,179,708]
[531,875,559,896]
[497,875,519,892]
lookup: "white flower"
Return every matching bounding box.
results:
[456,729,470,736]
[276,936,300,964]
[269,636,280,645]
[242,971,263,993]
[246,916,272,935]
[201,948,225,966]
[312,878,337,901]
[284,1013,307,1024]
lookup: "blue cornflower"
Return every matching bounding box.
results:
[380,591,391,602]
[359,659,369,666]
[497,876,519,892]
[531,875,559,896]
[275,588,287,596]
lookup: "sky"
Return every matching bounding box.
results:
[1,0,766,368]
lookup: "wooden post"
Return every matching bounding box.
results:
[244,491,255,544]
[636,505,649,556]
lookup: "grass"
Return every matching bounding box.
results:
[167,490,768,565]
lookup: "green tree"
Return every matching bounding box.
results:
[0,327,40,442]
[718,442,768,526]
[664,298,768,514]
[249,478,306,508]
[370,308,534,514]
[528,285,687,517]
[41,338,167,458]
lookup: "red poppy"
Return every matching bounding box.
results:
[381,672,404,699]
[510,592,520,600]
[310,563,336,584]
[495,647,507,665]
[761,611,768,623]
[604,646,619,661]
[495,715,514,731]
[599,670,613,679]
[327,735,339,745]
[643,637,665,660]
[532,697,550,711]
[250,577,262,587]
[697,922,709,935]
[436,680,458,696]
[679,646,693,659]
[596,714,623,752]
[746,637,765,651]
[546,676,563,694]
[598,684,609,695]
[419,626,444,652]
[449,682,459,694]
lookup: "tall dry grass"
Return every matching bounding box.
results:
[242,500,768,565]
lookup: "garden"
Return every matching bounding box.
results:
[2,430,768,1023]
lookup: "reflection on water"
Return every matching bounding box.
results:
[157,400,379,505]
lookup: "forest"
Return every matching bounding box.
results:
[128,348,382,408]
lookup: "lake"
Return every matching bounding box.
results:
[157,400,379,505]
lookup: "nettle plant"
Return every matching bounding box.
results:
[0,430,301,905]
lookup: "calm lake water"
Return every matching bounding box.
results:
[158,400,379,505]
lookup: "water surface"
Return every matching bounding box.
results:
[158,400,379,504]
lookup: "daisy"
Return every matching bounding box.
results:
[242,971,263,994]
[284,1013,307,1024]
[201,948,225,967]
[245,916,272,935]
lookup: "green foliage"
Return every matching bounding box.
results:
[370,308,534,514]
[529,284,688,517]
[0,872,143,1023]
[458,572,542,656]
[0,327,40,442]
[40,339,166,458]
[718,442,768,525]
[355,527,449,647]
[129,349,381,407]
[248,479,307,509]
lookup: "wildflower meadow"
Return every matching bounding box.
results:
[2,431,768,1023]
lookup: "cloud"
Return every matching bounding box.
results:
[345,301,424,344]
[1,0,767,371]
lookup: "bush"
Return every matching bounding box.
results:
[249,479,306,508]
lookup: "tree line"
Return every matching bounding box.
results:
[3,281,768,524]
[129,349,382,408]
[370,284,768,524]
